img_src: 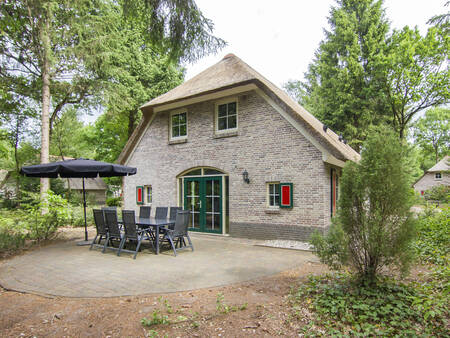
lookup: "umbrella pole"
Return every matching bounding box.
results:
[82,177,88,241]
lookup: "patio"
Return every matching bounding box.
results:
[0,234,317,298]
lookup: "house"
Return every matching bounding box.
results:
[118,54,360,241]
[414,156,449,195]
[64,177,108,204]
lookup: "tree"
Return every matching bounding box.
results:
[285,0,390,150]
[413,107,449,164]
[311,127,416,283]
[383,26,449,139]
[1,0,224,201]
[123,0,226,63]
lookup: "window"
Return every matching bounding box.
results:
[170,111,187,139]
[216,101,237,132]
[267,182,280,207]
[145,185,152,204]
[435,172,442,179]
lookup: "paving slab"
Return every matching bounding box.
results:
[0,234,318,298]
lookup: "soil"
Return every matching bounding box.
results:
[0,228,328,337]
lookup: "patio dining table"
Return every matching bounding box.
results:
[135,217,175,255]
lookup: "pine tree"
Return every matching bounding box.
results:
[285,0,390,150]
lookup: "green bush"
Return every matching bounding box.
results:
[414,208,449,265]
[0,212,28,253]
[69,205,95,227]
[290,273,449,336]
[26,190,72,242]
[106,196,121,207]
[424,185,450,204]
[311,127,416,282]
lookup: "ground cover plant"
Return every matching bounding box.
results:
[290,207,449,336]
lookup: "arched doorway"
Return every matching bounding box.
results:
[177,167,229,234]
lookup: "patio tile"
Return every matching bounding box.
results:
[0,234,318,297]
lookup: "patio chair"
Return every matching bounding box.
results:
[102,209,122,253]
[161,210,193,256]
[155,207,168,219]
[90,209,108,250]
[168,207,182,230]
[139,206,151,218]
[118,210,152,259]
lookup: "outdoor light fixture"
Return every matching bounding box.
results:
[242,170,250,184]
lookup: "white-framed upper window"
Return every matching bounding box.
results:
[170,111,187,140]
[215,99,238,132]
[145,185,152,204]
[267,182,280,207]
[435,172,442,180]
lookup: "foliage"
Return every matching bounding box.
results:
[285,0,391,150]
[215,292,247,314]
[0,210,28,253]
[106,196,122,207]
[26,191,71,242]
[123,0,226,63]
[311,127,416,282]
[414,208,449,265]
[383,26,450,139]
[424,185,450,204]
[141,310,170,327]
[413,107,450,165]
[290,273,449,336]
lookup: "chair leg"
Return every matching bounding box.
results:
[133,237,142,259]
[117,237,126,256]
[145,230,155,250]
[102,234,110,253]
[167,235,177,256]
[186,234,194,252]
[89,235,98,250]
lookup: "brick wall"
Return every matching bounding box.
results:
[123,90,334,240]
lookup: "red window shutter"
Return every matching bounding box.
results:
[279,183,293,208]
[136,186,144,205]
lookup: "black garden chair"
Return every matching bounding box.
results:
[102,209,123,253]
[118,210,152,259]
[139,206,151,218]
[161,210,193,256]
[155,207,168,219]
[90,209,108,250]
[168,207,182,230]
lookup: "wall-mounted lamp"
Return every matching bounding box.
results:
[242,170,250,184]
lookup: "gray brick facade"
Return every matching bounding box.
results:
[123,90,337,242]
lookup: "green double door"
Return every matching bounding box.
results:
[184,176,222,234]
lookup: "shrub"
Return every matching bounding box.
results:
[424,185,450,204]
[311,127,416,282]
[26,190,72,242]
[414,208,449,265]
[106,196,121,207]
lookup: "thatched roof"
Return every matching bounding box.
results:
[119,54,360,164]
[64,177,107,191]
[428,156,449,172]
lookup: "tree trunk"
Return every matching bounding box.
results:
[40,14,51,203]
[13,118,21,203]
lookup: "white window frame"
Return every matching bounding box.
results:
[435,172,442,180]
[169,110,188,141]
[144,185,152,205]
[215,98,238,133]
[266,182,280,208]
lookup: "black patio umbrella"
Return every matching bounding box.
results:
[20,158,137,244]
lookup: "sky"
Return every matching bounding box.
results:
[185,0,447,88]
